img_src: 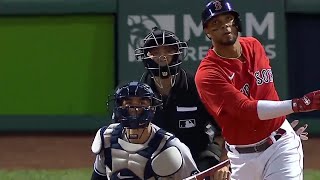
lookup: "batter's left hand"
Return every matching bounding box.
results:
[290,120,308,140]
[211,166,230,180]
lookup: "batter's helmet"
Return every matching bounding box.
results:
[201,0,242,32]
[111,81,162,129]
[135,27,188,79]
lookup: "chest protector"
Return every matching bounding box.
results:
[101,124,179,180]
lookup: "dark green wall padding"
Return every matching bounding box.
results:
[286,0,320,14]
[0,15,114,131]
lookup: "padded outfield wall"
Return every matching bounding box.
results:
[0,0,116,132]
[0,0,319,133]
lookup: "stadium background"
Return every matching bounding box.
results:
[0,0,319,179]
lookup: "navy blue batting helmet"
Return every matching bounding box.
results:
[202,0,242,32]
[111,81,162,129]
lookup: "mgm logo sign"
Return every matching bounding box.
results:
[127,15,175,62]
[127,13,277,62]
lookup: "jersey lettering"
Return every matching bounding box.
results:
[254,69,274,86]
[240,83,250,97]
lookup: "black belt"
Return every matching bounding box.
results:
[226,128,286,154]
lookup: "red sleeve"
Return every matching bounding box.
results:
[195,66,259,125]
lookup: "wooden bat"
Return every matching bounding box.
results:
[183,159,230,180]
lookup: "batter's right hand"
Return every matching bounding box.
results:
[292,90,320,113]
[290,120,308,141]
[212,166,230,180]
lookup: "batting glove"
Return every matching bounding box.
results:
[292,90,320,113]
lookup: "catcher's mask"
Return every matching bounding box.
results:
[135,27,188,87]
[201,0,242,32]
[107,81,162,129]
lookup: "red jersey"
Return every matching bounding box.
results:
[195,37,285,145]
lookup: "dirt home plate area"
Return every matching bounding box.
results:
[0,134,319,170]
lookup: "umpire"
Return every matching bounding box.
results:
[134,27,222,171]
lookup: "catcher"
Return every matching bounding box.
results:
[90,81,199,180]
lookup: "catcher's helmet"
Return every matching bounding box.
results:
[110,81,162,129]
[202,0,242,32]
[135,27,188,79]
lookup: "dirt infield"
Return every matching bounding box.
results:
[0,134,319,170]
[0,134,95,169]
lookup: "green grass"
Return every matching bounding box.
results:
[0,169,318,179]
[305,169,320,180]
[0,168,92,180]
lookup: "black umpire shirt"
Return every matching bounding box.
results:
[142,68,221,159]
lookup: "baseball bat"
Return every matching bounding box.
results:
[183,159,230,180]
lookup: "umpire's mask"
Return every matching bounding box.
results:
[135,27,188,87]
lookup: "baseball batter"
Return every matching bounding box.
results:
[90,81,199,180]
[195,1,320,179]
